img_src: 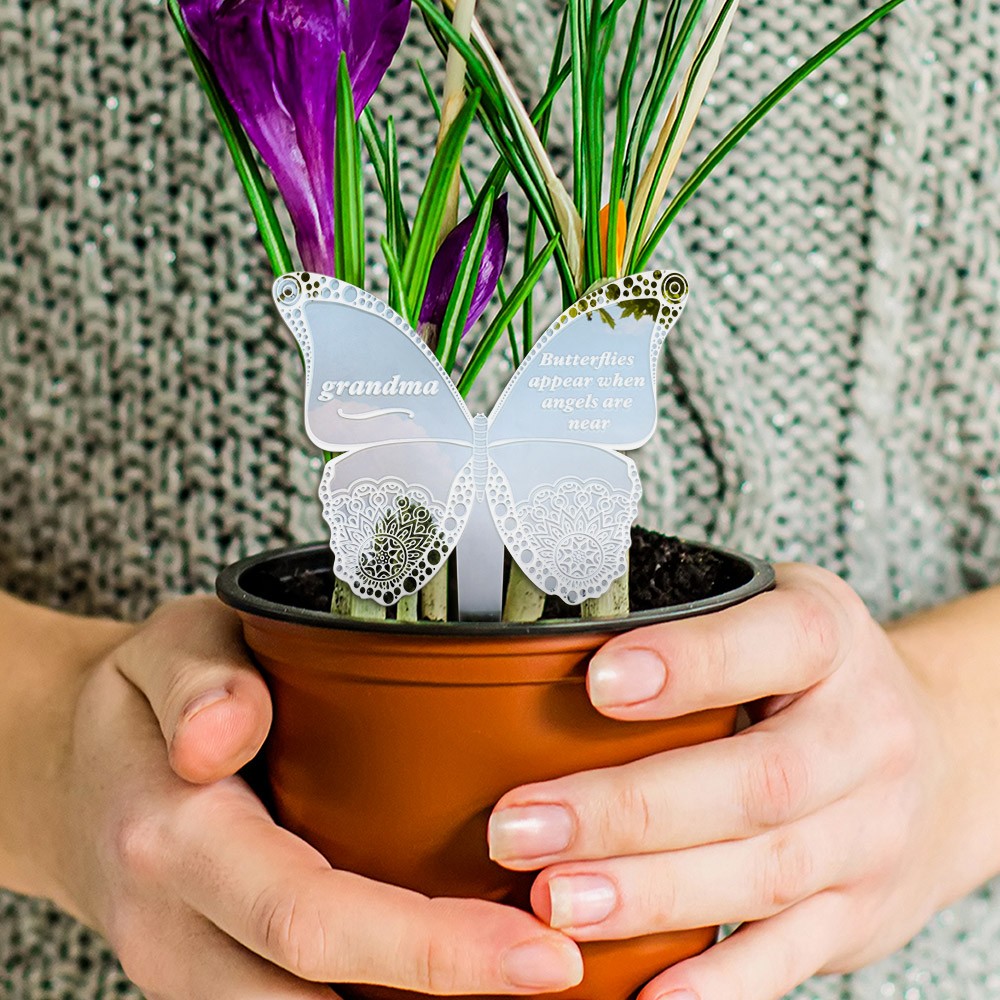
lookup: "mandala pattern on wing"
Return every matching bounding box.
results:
[496,473,641,605]
[319,474,468,604]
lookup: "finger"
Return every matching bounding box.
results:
[163,782,583,995]
[113,595,272,783]
[489,694,873,866]
[636,892,844,1000]
[528,807,857,939]
[586,563,863,719]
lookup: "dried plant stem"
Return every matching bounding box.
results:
[503,563,547,622]
[396,594,419,621]
[625,0,740,263]
[437,0,584,290]
[330,578,385,619]
[420,572,449,621]
[581,563,630,618]
[436,0,478,230]
[350,595,388,619]
[331,580,353,616]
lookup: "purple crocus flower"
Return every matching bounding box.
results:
[420,194,509,336]
[180,0,411,273]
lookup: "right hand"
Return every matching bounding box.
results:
[32,596,584,999]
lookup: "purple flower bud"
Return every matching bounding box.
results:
[180,0,411,274]
[420,193,509,334]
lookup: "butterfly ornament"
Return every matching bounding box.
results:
[274,269,689,621]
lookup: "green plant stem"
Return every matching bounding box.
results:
[457,237,559,396]
[635,0,907,268]
[167,0,292,277]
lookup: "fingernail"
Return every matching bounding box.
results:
[489,804,574,862]
[501,939,583,990]
[589,650,666,707]
[548,874,617,928]
[180,688,229,724]
[656,991,699,1000]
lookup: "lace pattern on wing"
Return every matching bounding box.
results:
[319,468,474,605]
[491,469,642,605]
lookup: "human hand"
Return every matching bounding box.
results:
[487,564,978,1000]
[19,596,583,1000]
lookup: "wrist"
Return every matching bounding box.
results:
[0,592,133,904]
[887,587,1000,908]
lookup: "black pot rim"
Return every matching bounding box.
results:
[216,539,775,638]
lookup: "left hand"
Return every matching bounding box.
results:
[487,563,967,1000]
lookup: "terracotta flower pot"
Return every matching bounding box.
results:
[217,538,773,1000]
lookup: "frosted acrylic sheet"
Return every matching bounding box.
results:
[273,270,689,619]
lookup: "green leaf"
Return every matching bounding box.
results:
[569,0,588,212]
[437,190,496,373]
[415,2,577,298]
[627,0,740,266]
[623,0,706,210]
[457,237,559,397]
[522,6,568,354]
[384,117,409,261]
[401,89,481,322]
[582,0,614,287]
[606,0,649,277]
[334,53,365,288]
[380,235,408,318]
[167,0,292,278]
[635,0,908,268]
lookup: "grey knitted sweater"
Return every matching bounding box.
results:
[1,0,999,996]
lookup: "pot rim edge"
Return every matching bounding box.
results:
[216,539,775,638]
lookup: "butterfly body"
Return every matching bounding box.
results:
[274,270,688,620]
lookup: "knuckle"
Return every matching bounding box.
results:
[758,829,814,911]
[110,809,169,882]
[251,886,330,981]
[787,586,842,676]
[596,770,657,853]
[741,737,810,829]
[878,694,921,777]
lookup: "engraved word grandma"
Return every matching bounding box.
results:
[318,375,441,401]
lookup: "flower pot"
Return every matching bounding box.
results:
[217,534,773,1000]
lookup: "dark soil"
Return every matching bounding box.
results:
[244,526,751,620]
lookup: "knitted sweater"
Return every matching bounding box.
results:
[1,0,998,996]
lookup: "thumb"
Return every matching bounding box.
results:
[112,595,272,784]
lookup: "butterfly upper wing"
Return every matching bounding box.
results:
[488,442,641,605]
[488,270,688,448]
[273,273,473,451]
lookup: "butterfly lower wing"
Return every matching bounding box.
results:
[320,441,474,606]
[488,442,641,605]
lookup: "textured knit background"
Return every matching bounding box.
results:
[1,0,999,996]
